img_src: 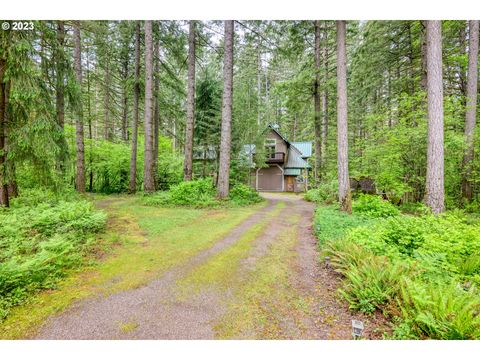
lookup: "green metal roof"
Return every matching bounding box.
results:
[285,146,311,169]
[284,168,301,176]
[291,142,312,158]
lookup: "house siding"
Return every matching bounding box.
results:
[266,131,287,156]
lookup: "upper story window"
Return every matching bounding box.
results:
[265,139,276,157]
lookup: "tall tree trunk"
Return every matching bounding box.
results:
[257,46,262,126]
[73,21,86,193]
[104,51,112,141]
[183,20,196,181]
[462,20,479,201]
[321,21,329,171]
[86,45,94,192]
[129,21,141,193]
[56,21,65,129]
[336,20,352,213]
[217,20,234,199]
[122,53,129,141]
[153,28,160,177]
[424,20,445,214]
[314,20,322,185]
[0,59,9,207]
[143,20,155,192]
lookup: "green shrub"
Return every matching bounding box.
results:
[314,205,373,244]
[168,178,217,206]
[229,183,262,205]
[380,217,425,256]
[142,179,262,208]
[352,194,400,218]
[317,204,480,339]
[324,238,408,313]
[398,280,480,339]
[0,192,106,320]
[142,179,217,207]
[304,180,338,204]
[398,202,429,215]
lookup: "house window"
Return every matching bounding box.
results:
[265,139,276,158]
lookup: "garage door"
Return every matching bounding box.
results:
[257,166,283,191]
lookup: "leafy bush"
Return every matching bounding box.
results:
[143,178,217,207]
[314,205,373,244]
[324,239,408,313]
[316,204,480,339]
[304,180,338,204]
[398,281,480,340]
[352,194,400,218]
[0,192,106,320]
[142,179,262,208]
[380,217,426,256]
[229,183,262,205]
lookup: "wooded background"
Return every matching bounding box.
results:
[0,20,479,213]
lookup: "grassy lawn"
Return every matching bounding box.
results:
[0,196,264,339]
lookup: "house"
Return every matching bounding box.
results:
[244,125,312,192]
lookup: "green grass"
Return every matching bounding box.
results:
[0,196,264,339]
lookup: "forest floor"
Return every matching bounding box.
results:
[1,193,390,339]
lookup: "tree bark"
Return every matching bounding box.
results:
[55,20,65,129]
[153,21,160,177]
[424,20,445,214]
[336,20,352,213]
[86,45,94,191]
[257,46,262,126]
[73,21,86,193]
[122,50,129,141]
[217,20,234,199]
[129,21,141,193]
[314,20,322,185]
[321,21,329,171]
[462,20,479,201]
[0,58,9,207]
[183,20,196,181]
[143,20,156,192]
[153,26,160,177]
[104,50,112,141]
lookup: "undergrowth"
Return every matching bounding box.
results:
[142,179,262,208]
[315,194,480,339]
[0,189,106,321]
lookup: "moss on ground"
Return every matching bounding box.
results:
[176,201,286,295]
[118,321,139,333]
[0,196,262,339]
[213,214,312,339]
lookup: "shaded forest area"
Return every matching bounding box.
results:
[1,20,480,209]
